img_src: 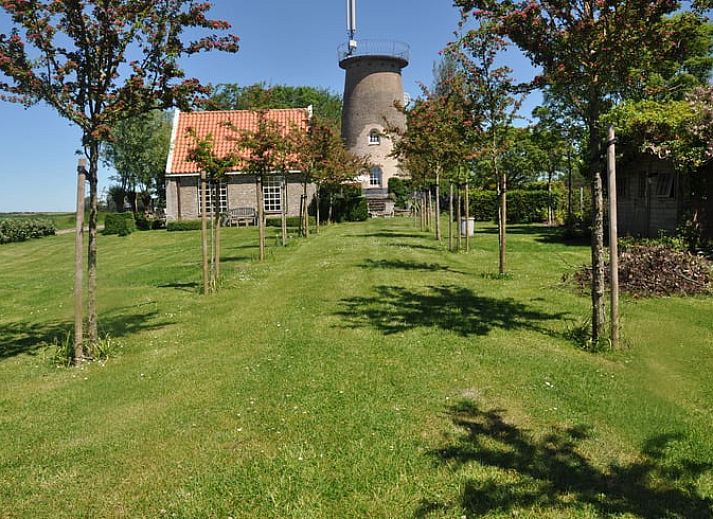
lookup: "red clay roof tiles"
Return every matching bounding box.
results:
[167,108,310,174]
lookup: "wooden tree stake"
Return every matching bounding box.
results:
[73,158,86,364]
[607,125,620,349]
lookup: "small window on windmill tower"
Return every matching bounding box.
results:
[370,167,383,187]
[369,130,381,145]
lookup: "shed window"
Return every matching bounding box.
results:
[638,172,647,198]
[655,172,675,198]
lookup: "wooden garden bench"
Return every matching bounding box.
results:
[228,207,257,227]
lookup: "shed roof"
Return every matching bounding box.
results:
[166,108,310,175]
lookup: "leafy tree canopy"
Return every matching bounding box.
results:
[605,87,713,171]
[102,110,172,209]
[206,83,342,126]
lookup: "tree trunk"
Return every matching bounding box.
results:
[214,204,222,288]
[498,172,507,275]
[589,120,606,341]
[448,183,454,251]
[464,180,470,252]
[302,179,309,237]
[210,183,216,287]
[427,189,433,231]
[73,160,86,364]
[201,171,209,294]
[457,185,462,251]
[547,168,554,226]
[567,146,573,226]
[87,143,100,344]
[328,193,334,225]
[281,176,288,246]
[256,175,266,261]
[435,171,442,241]
[316,185,321,234]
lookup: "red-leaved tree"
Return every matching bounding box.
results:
[0,1,238,362]
[455,0,707,342]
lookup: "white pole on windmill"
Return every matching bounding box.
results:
[347,0,357,52]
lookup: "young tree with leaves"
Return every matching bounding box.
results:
[390,82,475,243]
[291,116,368,235]
[451,23,523,273]
[0,1,238,362]
[455,0,708,341]
[239,111,297,260]
[187,130,239,294]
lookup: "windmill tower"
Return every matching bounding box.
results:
[339,0,409,202]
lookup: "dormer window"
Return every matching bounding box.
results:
[368,130,381,145]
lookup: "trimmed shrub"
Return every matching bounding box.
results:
[102,213,136,236]
[166,220,202,232]
[0,218,56,244]
[344,196,369,222]
[319,185,369,223]
[469,190,562,223]
[388,177,413,208]
[134,213,165,231]
[266,216,316,228]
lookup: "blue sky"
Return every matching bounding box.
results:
[0,0,538,212]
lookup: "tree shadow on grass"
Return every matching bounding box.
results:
[386,242,441,251]
[221,255,253,264]
[0,310,174,360]
[359,259,464,274]
[337,285,566,337]
[157,281,199,292]
[478,224,590,247]
[352,231,426,239]
[417,400,713,518]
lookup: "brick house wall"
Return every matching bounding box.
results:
[165,173,315,221]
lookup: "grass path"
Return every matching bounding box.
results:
[1,218,712,518]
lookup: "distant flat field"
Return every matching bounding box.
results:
[1,218,712,518]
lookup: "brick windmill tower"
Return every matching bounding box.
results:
[339,0,409,208]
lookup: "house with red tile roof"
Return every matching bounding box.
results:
[164,107,315,222]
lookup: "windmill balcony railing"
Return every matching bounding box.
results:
[337,39,410,64]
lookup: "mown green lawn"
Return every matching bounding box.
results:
[1,218,712,518]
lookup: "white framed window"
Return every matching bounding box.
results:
[263,176,283,213]
[368,130,381,145]
[198,180,228,215]
[369,167,382,187]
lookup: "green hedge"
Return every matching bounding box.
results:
[266,216,316,228]
[319,185,369,223]
[469,190,561,223]
[134,213,165,231]
[166,220,202,232]
[388,177,413,208]
[102,213,136,236]
[0,219,56,244]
